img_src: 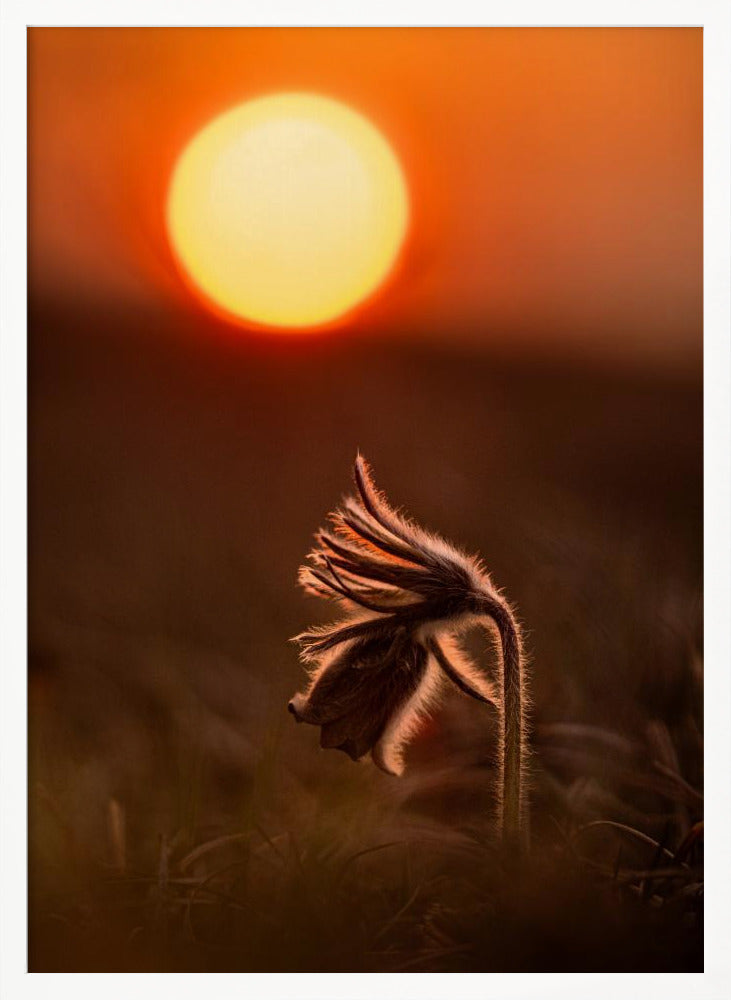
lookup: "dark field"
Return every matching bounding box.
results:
[28,298,703,971]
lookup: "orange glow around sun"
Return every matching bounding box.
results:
[28,28,702,362]
[166,93,409,331]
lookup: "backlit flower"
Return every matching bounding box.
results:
[288,454,514,776]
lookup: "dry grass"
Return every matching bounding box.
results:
[29,590,702,972]
[29,732,702,971]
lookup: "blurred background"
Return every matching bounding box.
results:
[28,28,702,972]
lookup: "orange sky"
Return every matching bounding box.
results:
[28,28,702,365]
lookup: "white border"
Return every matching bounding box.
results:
[2,5,729,998]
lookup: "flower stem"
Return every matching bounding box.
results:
[483,599,528,854]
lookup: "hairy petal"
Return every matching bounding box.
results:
[293,615,388,660]
[427,634,498,706]
[291,638,430,764]
[298,564,345,602]
[316,557,406,613]
[353,454,419,548]
[316,528,393,565]
[353,457,462,579]
[303,547,404,603]
[317,532,428,590]
[337,503,421,565]
[372,655,445,776]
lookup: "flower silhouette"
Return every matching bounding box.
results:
[289,454,518,778]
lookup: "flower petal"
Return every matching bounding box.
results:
[354,454,417,547]
[316,557,405,613]
[317,531,426,590]
[290,638,431,766]
[371,653,444,776]
[337,503,419,564]
[427,634,498,706]
[293,615,389,659]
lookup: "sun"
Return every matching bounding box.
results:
[166,93,409,330]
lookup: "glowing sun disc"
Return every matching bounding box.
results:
[166,93,409,330]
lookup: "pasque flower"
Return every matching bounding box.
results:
[289,455,528,849]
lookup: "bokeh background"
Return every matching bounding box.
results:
[28,28,702,972]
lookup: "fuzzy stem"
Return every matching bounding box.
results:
[482,598,528,854]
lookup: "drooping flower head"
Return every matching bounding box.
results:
[288,454,517,776]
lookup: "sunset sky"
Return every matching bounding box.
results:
[28,28,702,365]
